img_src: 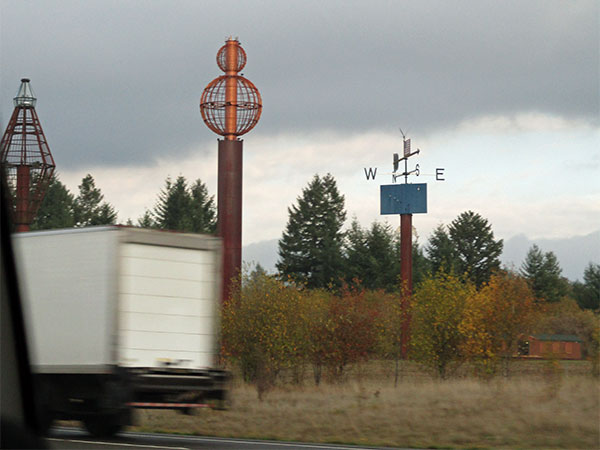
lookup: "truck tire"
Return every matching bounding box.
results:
[83,413,123,438]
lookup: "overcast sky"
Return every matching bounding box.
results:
[1,1,598,264]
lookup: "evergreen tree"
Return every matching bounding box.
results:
[153,176,191,231]
[578,263,600,310]
[277,173,346,289]
[520,244,568,303]
[150,176,217,233]
[344,220,400,291]
[137,209,155,228]
[344,219,370,284]
[31,174,75,230]
[412,241,431,287]
[447,210,503,288]
[574,263,600,310]
[366,222,400,290]
[189,179,217,234]
[248,262,269,283]
[426,224,456,275]
[73,174,117,227]
[344,219,430,291]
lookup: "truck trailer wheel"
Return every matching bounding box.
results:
[83,413,123,438]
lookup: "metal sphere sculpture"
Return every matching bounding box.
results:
[200,39,261,139]
[217,43,246,73]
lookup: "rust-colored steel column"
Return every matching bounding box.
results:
[224,40,238,140]
[15,165,31,232]
[218,139,243,303]
[200,39,262,304]
[400,213,413,359]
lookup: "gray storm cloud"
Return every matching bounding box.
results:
[1,0,598,169]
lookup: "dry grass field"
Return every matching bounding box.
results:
[129,360,600,449]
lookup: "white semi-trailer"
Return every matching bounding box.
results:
[13,226,228,436]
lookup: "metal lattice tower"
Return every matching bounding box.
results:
[1,79,55,231]
[200,38,262,303]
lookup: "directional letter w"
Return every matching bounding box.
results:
[364,167,377,180]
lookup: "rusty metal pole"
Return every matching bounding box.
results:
[15,165,30,232]
[200,38,261,304]
[219,39,242,302]
[224,40,238,140]
[400,213,412,359]
[217,139,243,303]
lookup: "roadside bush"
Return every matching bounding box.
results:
[221,273,307,398]
[460,272,536,376]
[319,285,379,380]
[410,272,475,378]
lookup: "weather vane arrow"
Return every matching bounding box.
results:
[363,129,445,183]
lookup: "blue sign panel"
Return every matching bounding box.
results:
[380,183,427,215]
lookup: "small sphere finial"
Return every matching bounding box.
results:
[216,39,246,74]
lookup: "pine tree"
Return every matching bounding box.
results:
[277,174,346,289]
[521,244,568,303]
[31,174,75,230]
[248,262,268,283]
[152,176,191,231]
[150,176,217,233]
[412,241,431,287]
[426,224,456,275]
[344,220,400,291]
[344,219,429,291]
[137,209,155,228]
[573,263,600,310]
[447,210,503,288]
[189,179,217,234]
[73,174,117,227]
[367,222,400,290]
[344,219,371,285]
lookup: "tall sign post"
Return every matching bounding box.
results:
[365,131,444,358]
[200,38,262,303]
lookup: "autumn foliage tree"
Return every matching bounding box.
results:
[318,286,379,380]
[410,272,476,378]
[460,272,536,376]
[220,273,307,398]
[222,274,383,392]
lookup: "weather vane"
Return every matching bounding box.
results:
[363,128,445,358]
[200,38,262,303]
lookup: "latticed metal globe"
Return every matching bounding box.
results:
[200,75,262,137]
[217,43,246,73]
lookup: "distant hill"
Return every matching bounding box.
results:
[243,231,600,281]
[501,230,600,281]
[243,238,279,273]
